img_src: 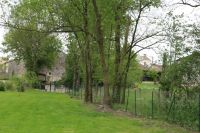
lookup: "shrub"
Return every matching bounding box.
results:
[0,81,6,91]
[54,80,63,87]
[9,71,40,92]
[10,77,25,92]
[24,71,40,88]
[4,81,14,91]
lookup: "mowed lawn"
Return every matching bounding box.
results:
[0,91,193,133]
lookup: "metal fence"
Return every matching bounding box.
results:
[52,86,200,131]
[128,89,199,131]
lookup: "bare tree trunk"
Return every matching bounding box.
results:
[92,0,111,106]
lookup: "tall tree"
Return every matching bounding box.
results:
[3,28,61,73]
[92,0,111,105]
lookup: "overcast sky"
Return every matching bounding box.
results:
[0,0,199,62]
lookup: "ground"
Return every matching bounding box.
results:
[138,81,160,89]
[0,91,194,133]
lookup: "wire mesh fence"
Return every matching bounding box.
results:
[62,86,200,131]
[125,89,199,131]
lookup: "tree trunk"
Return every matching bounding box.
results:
[72,63,77,96]
[83,0,93,103]
[120,17,131,104]
[92,0,111,106]
[112,6,122,104]
[121,54,132,104]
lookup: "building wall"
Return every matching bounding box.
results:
[137,54,152,67]
[39,52,66,82]
[7,61,26,77]
[2,52,66,82]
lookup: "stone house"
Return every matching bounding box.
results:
[137,54,162,72]
[137,54,152,68]
[137,54,162,81]
[0,57,9,79]
[38,52,66,82]
[1,52,66,82]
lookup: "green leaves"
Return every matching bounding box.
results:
[3,28,61,73]
[160,51,200,92]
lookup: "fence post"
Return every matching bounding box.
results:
[134,89,137,116]
[199,93,200,132]
[80,87,82,99]
[172,93,176,122]
[152,90,154,119]
[100,87,102,99]
[49,81,51,92]
[158,89,161,112]
[125,87,130,112]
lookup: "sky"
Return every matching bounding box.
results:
[0,27,5,56]
[135,0,200,63]
[0,0,199,62]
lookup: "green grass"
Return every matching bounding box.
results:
[112,82,198,131]
[0,91,193,133]
[138,81,160,89]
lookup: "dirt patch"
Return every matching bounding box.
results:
[96,104,133,118]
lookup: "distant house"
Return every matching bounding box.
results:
[137,54,162,72]
[137,54,152,67]
[6,60,26,77]
[137,54,162,81]
[1,52,66,83]
[38,52,66,82]
[149,64,162,72]
[0,57,9,79]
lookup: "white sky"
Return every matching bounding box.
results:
[137,0,200,63]
[0,0,200,62]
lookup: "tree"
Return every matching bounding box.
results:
[3,28,61,73]
[160,51,200,92]
[1,0,163,107]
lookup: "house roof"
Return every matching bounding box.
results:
[149,64,162,72]
[139,63,162,72]
[137,54,151,62]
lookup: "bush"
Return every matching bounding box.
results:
[0,81,6,91]
[4,81,14,91]
[11,77,25,92]
[54,80,63,87]
[9,71,40,92]
[24,71,40,89]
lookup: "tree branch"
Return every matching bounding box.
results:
[178,0,200,7]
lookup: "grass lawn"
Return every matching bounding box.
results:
[113,82,160,113]
[0,91,194,133]
[138,81,160,89]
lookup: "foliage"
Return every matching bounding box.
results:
[160,51,200,92]
[62,39,82,88]
[54,80,63,88]
[122,88,199,131]
[146,70,159,82]
[3,28,62,73]
[4,81,13,91]
[127,59,143,86]
[0,81,6,91]
[1,0,163,104]
[11,76,25,92]
[6,71,40,92]
[24,71,40,88]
